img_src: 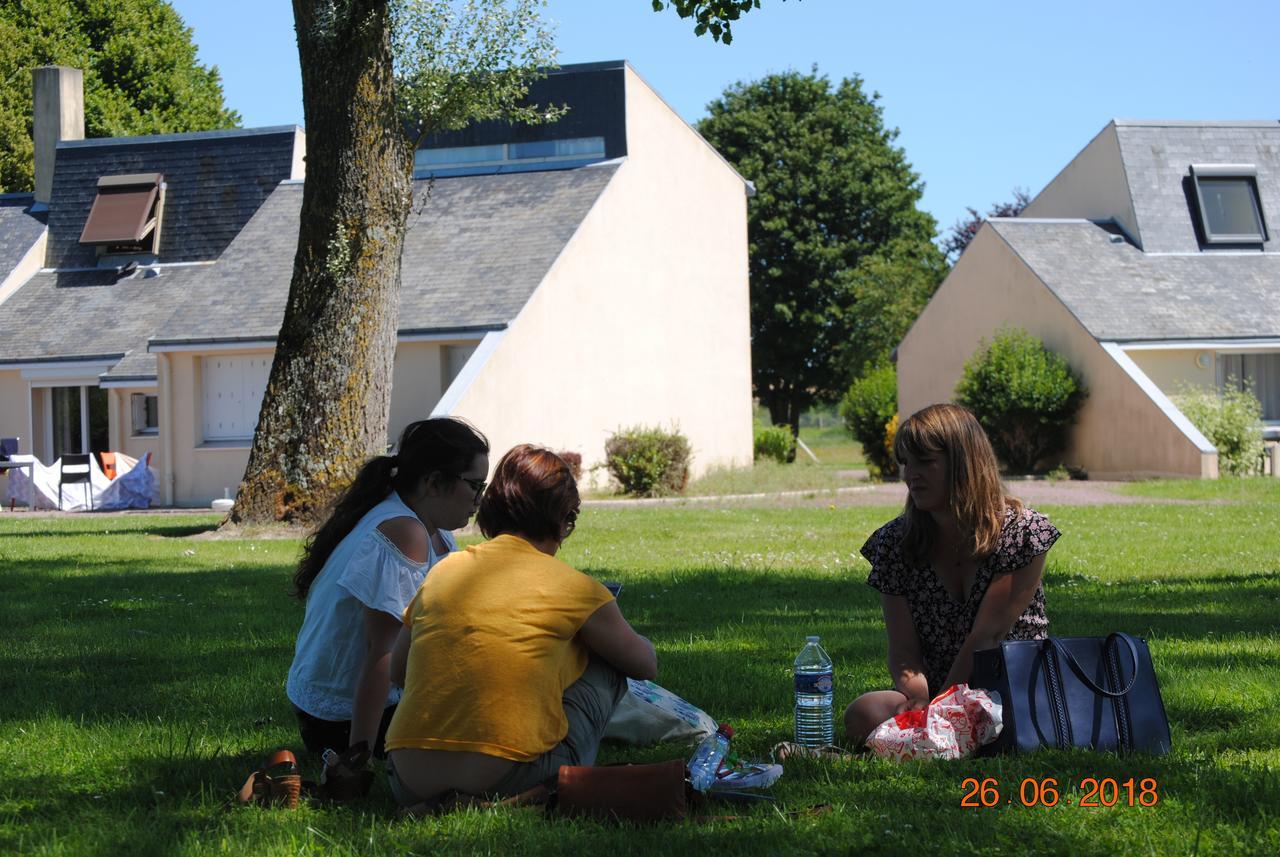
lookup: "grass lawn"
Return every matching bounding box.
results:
[1,488,1278,855]
[680,424,868,498]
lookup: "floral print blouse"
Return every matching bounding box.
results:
[861,506,1059,694]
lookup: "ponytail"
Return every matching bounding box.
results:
[291,418,488,599]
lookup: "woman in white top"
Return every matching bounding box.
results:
[286,417,489,758]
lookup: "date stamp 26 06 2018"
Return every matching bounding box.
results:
[961,777,1160,808]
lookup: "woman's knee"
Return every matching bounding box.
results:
[843,691,903,746]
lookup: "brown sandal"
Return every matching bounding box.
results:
[233,749,303,809]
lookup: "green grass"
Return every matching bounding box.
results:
[2,497,1278,855]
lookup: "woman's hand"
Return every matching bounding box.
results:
[894,694,930,715]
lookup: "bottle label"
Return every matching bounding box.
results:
[795,672,833,694]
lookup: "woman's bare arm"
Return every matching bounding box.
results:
[578,599,657,680]
[882,593,931,712]
[942,552,1046,689]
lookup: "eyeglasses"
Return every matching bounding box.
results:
[457,475,487,499]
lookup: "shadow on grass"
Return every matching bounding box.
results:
[0,522,221,539]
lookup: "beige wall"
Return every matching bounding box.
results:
[446,65,753,483]
[1021,123,1141,245]
[159,341,470,505]
[1127,349,1216,394]
[389,342,446,445]
[106,387,162,471]
[0,369,29,498]
[160,350,256,506]
[898,225,1216,479]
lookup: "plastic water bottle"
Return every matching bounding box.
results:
[794,635,834,746]
[687,723,733,792]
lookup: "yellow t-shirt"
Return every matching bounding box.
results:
[384,533,615,761]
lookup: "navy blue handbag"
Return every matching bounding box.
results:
[970,632,1172,755]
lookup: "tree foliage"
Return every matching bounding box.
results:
[651,0,790,43]
[697,69,945,434]
[942,187,1031,262]
[954,327,1087,473]
[0,0,240,193]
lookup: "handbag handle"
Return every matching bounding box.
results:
[1044,633,1142,699]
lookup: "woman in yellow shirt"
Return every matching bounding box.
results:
[384,444,658,808]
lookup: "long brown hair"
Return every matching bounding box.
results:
[894,403,1021,562]
[476,444,579,544]
[291,418,489,599]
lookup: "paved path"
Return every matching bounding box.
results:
[585,479,1194,509]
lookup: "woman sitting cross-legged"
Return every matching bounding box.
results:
[384,444,657,809]
[844,403,1061,747]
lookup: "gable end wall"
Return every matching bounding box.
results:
[898,225,1214,478]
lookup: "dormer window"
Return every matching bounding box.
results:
[1190,164,1267,245]
[80,172,165,254]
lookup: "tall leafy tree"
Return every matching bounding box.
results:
[697,69,945,433]
[942,187,1031,262]
[232,0,558,524]
[0,0,239,193]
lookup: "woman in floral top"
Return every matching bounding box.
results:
[843,403,1060,747]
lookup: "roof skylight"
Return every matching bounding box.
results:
[1190,164,1268,245]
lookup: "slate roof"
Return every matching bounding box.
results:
[1112,121,1280,254]
[989,218,1280,341]
[0,264,208,369]
[153,163,620,344]
[45,126,298,269]
[0,194,46,276]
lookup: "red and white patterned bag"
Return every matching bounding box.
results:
[866,684,1003,761]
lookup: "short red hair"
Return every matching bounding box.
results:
[476,444,580,543]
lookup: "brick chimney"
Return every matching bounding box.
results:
[32,66,84,206]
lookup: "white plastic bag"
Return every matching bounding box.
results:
[603,679,718,746]
[866,683,1003,761]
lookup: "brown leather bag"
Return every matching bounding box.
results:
[555,760,688,823]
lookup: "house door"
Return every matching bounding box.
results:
[49,385,109,460]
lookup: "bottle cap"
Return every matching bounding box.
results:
[806,635,820,642]
[717,723,733,738]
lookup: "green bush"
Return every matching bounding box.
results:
[754,424,795,463]
[840,363,898,480]
[1172,381,1265,476]
[604,426,692,496]
[954,327,1087,473]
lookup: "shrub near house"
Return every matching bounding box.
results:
[840,363,898,480]
[1173,382,1265,476]
[604,426,692,496]
[955,327,1086,473]
[753,424,795,464]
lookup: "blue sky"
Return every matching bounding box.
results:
[168,0,1280,236]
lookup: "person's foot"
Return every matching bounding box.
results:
[770,741,855,762]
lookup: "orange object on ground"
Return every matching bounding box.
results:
[100,451,117,480]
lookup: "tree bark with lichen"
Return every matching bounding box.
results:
[231,0,412,525]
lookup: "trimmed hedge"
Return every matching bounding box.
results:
[840,363,898,480]
[954,327,1086,473]
[604,426,692,496]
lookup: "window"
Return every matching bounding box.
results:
[80,173,165,253]
[413,137,607,176]
[441,344,476,392]
[508,137,605,160]
[131,393,159,436]
[202,355,271,441]
[1218,352,1280,422]
[1190,165,1268,244]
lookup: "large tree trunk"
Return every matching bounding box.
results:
[231,0,412,525]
